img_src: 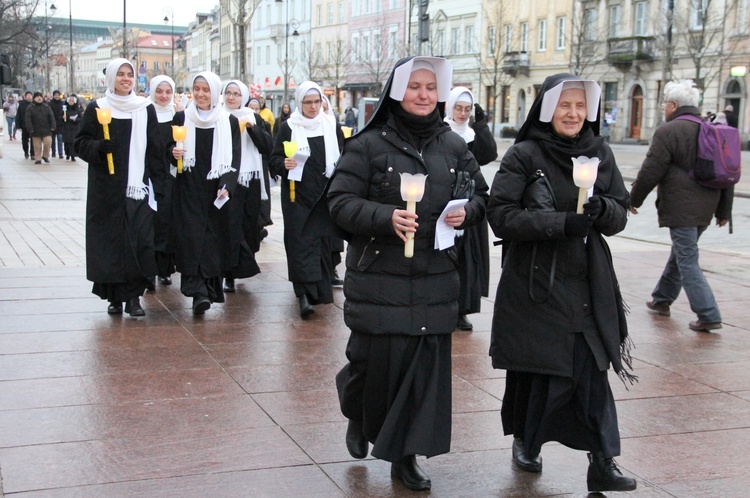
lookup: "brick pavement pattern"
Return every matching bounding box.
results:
[1,136,750,496]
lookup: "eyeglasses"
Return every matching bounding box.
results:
[225,91,242,98]
[301,99,322,106]
[454,105,472,114]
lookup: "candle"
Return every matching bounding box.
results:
[341,126,353,139]
[572,156,600,214]
[238,120,247,134]
[95,107,115,175]
[283,141,298,202]
[399,172,428,258]
[172,125,187,174]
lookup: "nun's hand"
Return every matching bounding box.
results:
[172,147,185,160]
[284,157,297,170]
[444,207,466,227]
[392,209,418,242]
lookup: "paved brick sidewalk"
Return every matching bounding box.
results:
[2,135,750,496]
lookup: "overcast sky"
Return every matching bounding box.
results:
[48,0,218,29]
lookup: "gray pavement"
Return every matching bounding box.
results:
[2,135,750,496]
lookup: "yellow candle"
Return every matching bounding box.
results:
[172,125,187,174]
[283,141,298,203]
[341,126,352,139]
[238,120,247,134]
[95,107,114,175]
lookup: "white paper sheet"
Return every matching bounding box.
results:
[434,199,469,250]
[287,149,311,182]
[214,185,229,209]
[147,179,157,211]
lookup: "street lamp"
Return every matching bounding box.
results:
[163,7,175,79]
[68,0,74,93]
[44,1,57,93]
[275,0,299,105]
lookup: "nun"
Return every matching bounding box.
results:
[327,57,488,491]
[169,71,241,315]
[269,81,344,317]
[444,87,497,331]
[75,58,160,317]
[487,73,637,492]
[221,80,271,292]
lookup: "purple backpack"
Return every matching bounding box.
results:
[676,115,741,189]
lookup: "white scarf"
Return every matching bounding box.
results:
[286,81,340,178]
[444,87,475,143]
[223,80,266,199]
[149,75,176,123]
[183,72,235,179]
[97,58,152,200]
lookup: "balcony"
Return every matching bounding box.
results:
[607,36,655,68]
[502,51,529,77]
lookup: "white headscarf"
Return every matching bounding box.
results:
[223,80,265,198]
[149,75,176,123]
[444,87,476,143]
[97,58,152,200]
[286,81,340,178]
[539,79,601,123]
[183,71,235,179]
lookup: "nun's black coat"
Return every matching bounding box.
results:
[76,101,161,303]
[151,110,181,278]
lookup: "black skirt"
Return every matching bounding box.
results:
[456,219,490,315]
[336,331,452,462]
[501,333,621,458]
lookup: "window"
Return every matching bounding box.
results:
[316,5,322,26]
[609,6,621,38]
[389,27,398,59]
[556,17,566,50]
[315,42,322,64]
[338,1,344,23]
[690,0,708,29]
[465,25,475,53]
[584,9,597,41]
[634,2,647,36]
[153,61,159,71]
[352,35,360,62]
[327,41,333,63]
[488,26,497,56]
[363,34,370,61]
[737,0,748,33]
[265,45,270,64]
[328,3,333,25]
[390,0,398,8]
[503,24,512,53]
[604,82,618,118]
[289,41,295,60]
[437,29,445,55]
[373,31,381,55]
[451,27,460,54]
[538,19,547,52]
[520,22,528,53]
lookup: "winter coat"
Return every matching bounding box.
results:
[61,103,83,143]
[630,106,733,227]
[2,100,17,118]
[327,112,489,337]
[25,101,56,137]
[49,98,65,130]
[16,100,31,131]
[487,131,630,377]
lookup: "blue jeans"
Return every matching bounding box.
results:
[51,132,63,156]
[652,226,721,323]
[5,116,14,137]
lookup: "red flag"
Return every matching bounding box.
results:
[274,76,282,87]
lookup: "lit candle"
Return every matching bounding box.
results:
[171,125,187,174]
[95,107,115,175]
[399,172,428,258]
[572,156,600,214]
[341,126,353,139]
[283,141,298,202]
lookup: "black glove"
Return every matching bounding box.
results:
[474,103,485,123]
[99,139,115,154]
[565,212,592,238]
[583,195,605,220]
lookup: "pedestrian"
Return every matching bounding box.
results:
[148,75,180,286]
[273,102,291,135]
[61,94,83,161]
[25,91,55,164]
[169,71,241,315]
[713,112,728,125]
[487,73,637,492]
[269,81,344,317]
[328,56,488,491]
[258,96,275,131]
[75,58,161,317]
[630,79,733,331]
[221,80,270,293]
[49,90,65,158]
[2,94,17,140]
[444,86,497,330]
[723,104,738,128]
[249,98,274,240]
[16,91,35,159]
[344,105,356,131]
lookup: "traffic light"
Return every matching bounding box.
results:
[0,54,11,85]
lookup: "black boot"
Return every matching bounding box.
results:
[391,455,431,491]
[457,313,473,331]
[345,419,368,459]
[512,438,542,472]
[298,295,314,317]
[193,296,211,315]
[587,452,637,492]
[223,278,235,293]
[107,301,123,314]
[124,297,145,317]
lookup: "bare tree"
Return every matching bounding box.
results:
[356,15,403,97]
[477,0,515,134]
[315,35,351,109]
[0,0,38,46]
[568,0,608,78]
[226,0,260,81]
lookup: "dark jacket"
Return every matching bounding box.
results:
[327,112,489,337]
[61,103,83,143]
[467,115,498,166]
[16,100,31,131]
[25,101,56,137]
[49,98,65,130]
[630,106,733,227]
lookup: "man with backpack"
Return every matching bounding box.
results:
[629,79,734,332]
